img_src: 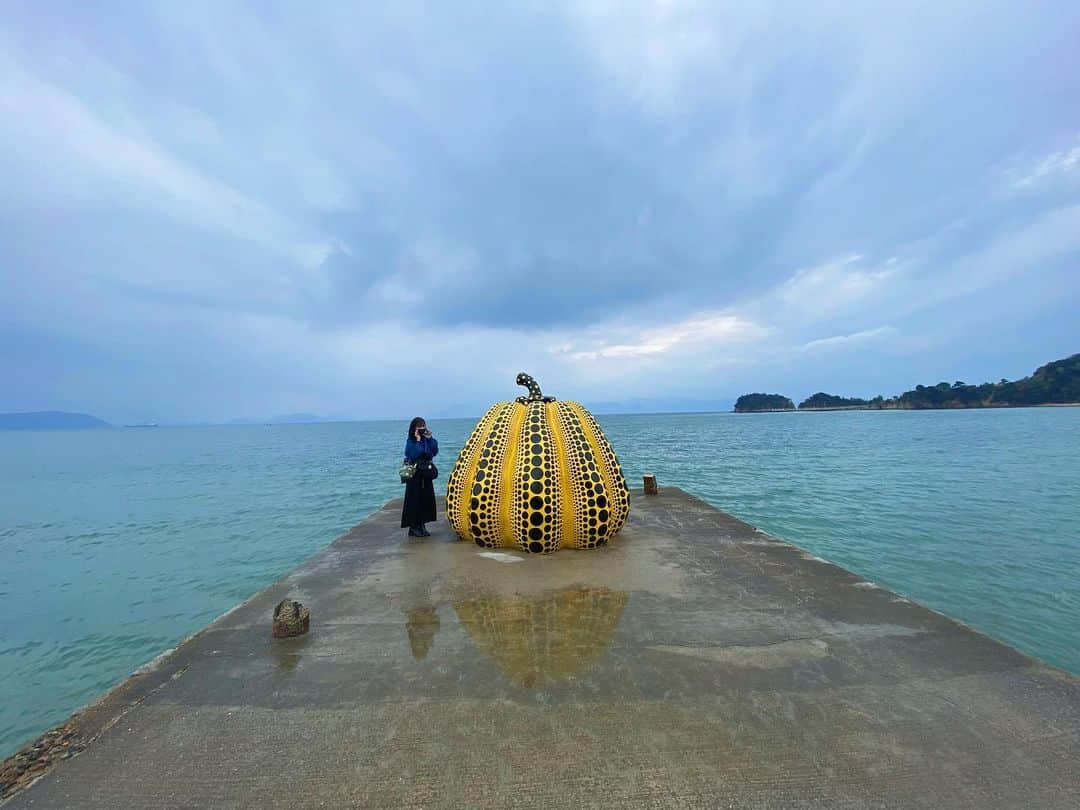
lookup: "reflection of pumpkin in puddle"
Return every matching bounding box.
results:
[453,587,627,687]
[405,606,440,660]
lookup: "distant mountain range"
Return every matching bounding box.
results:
[735,352,1080,412]
[0,411,112,430]
[12,354,1075,426]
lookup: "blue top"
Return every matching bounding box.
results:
[404,436,439,461]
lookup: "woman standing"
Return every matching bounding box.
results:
[401,417,439,537]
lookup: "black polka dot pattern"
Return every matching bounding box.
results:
[572,403,631,537]
[468,404,515,548]
[513,371,555,403]
[446,384,630,552]
[446,404,501,541]
[510,402,562,553]
[554,403,618,548]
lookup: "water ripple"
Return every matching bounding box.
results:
[0,410,1078,759]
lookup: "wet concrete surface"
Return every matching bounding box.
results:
[4,488,1079,808]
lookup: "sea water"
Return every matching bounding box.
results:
[1,408,1078,758]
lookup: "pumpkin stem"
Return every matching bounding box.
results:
[515,372,556,403]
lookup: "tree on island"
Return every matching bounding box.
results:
[892,354,1080,408]
[990,354,1080,405]
[798,393,869,409]
[734,393,795,412]
[735,352,1079,413]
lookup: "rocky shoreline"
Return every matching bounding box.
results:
[0,719,86,801]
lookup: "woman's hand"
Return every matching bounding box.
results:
[413,429,422,441]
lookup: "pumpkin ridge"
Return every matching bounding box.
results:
[568,401,626,543]
[560,401,609,547]
[475,403,515,548]
[568,400,609,486]
[531,401,562,553]
[499,403,528,548]
[511,400,561,553]
[551,402,580,548]
[448,403,500,540]
[511,403,539,551]
[477,404,513,544]
[574,403,631,536]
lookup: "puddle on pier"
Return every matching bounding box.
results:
[403,586,628,686]
[405,605,441,660]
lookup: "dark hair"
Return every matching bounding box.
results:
[407,417,426,440]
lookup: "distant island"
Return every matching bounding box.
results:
[736,352,1080,412]
[0,411,112,430]
[734,393,795,412]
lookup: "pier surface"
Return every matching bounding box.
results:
[5,488,1079,808]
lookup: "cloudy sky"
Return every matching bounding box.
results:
[2,1,1078,422]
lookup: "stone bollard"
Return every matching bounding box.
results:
[272,599,310,638]
[643,474,658,495]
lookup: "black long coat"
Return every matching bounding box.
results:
[401,437,438,528]
[401,466,437,528]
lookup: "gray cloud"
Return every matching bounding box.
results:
[1,1,1078,421]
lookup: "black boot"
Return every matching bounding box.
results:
[418,524,431,537]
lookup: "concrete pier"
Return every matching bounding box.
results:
[4,488,1079,808]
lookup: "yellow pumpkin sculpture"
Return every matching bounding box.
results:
[446,373,630,553]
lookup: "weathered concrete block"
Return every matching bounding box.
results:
[272,599,310,638]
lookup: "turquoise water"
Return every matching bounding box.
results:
[1,408,1078,758]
